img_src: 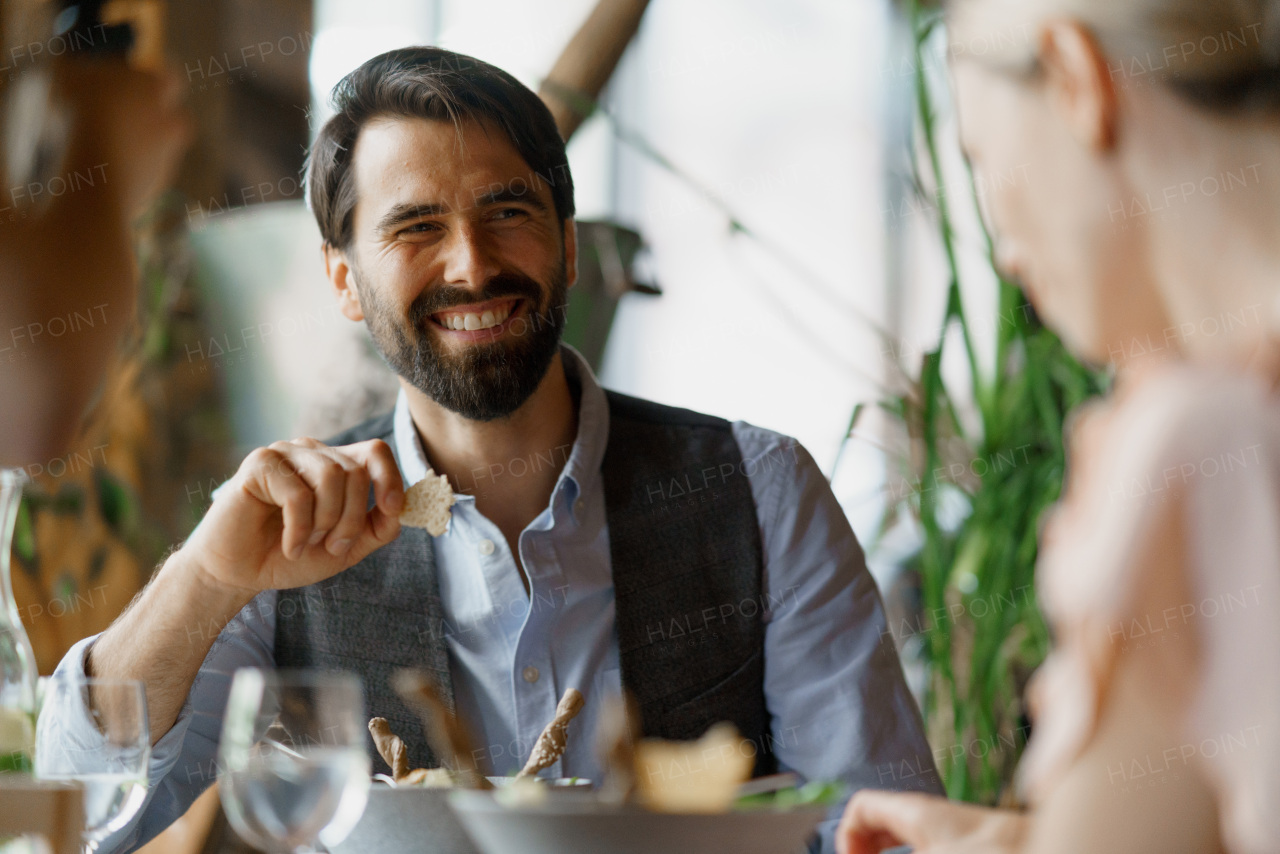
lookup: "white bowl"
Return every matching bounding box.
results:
[330,785,478,854]
[448,790,826,854]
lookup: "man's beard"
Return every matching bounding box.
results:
[358,262,568,422]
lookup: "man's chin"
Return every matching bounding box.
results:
[405,337,561,422]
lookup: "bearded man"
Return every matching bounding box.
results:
[47,47,939,854]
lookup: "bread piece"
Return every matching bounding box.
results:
[635,723,753,813]
[399,470,455,537]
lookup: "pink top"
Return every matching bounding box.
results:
[1019,355,1280,854]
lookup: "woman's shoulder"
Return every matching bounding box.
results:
[1091,360,1278,485]
[1038,360,1279,618]
[1032,360,1280,851]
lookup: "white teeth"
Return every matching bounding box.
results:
[439,304,514,331]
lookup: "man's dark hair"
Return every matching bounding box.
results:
[307,46,575,250]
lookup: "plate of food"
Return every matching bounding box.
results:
[449,700,841,854]
[334,672,837,854]
[331,675,591,854]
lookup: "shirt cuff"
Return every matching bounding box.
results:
[41,635,197,788]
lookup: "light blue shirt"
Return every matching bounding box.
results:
[49,347,939,853]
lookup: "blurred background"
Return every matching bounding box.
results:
[13,0,1091,848]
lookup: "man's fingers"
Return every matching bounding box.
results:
[322,451,372,556]
[837,790,938,854]
[271,442,347,547]
[234,438,404,565]
[337,439,404,517]
[240,448,314,559]
[345,507,402,567]
[369,505,402,545]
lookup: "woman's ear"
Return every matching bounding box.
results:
[1039,19,1120,152]
[323,244,365,322]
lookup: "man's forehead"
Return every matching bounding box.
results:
[351,114,544,208]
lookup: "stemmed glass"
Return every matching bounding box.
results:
[34,676,150,853]
[217,669,370,854]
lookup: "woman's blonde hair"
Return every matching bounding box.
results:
[949,0,1280,110]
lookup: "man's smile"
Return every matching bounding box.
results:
[427,297,526,340]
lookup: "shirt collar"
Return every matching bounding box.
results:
[392,344,608,526]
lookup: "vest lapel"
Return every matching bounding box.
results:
[602,391,774,774]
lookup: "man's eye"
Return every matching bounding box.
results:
[490,207,526,222]
[401,221,440,235]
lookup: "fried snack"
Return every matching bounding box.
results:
[392,669,493,790]
[368,717,410,781]
[634,722,753,813]
[367,715,458,787]
[518,688,585,778]
[399,470,455,536]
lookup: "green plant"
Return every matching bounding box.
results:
[877,0,1107,804]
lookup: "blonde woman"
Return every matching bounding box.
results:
[840,1,1280,852]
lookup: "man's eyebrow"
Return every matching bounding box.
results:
[472,186,549,212]
[375,202,448,234]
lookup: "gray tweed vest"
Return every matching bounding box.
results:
[274,390,774,777]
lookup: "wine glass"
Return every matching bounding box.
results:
[217,669,370,854]
[34,676,150,853]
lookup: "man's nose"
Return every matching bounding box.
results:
[440,223,501,290]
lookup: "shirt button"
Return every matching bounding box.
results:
[522,666,540,684]
[478,539,495,556]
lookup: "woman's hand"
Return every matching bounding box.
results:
[837,790,1028,854]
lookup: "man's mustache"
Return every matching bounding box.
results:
[408,274,546,326]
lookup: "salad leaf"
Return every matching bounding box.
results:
[735,780,846,811]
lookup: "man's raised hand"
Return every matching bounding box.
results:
[182,438,405,595]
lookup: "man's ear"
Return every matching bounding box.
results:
[1039,19,1119,152]
[563,217,579,290]
[323,243,365,322]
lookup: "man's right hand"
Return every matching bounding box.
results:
[181,438,405,596]
[84,438,404,745]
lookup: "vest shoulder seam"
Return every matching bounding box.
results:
[322,409,396,446]
[605,389,731,431]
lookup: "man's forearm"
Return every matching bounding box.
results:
[86,549,257,745]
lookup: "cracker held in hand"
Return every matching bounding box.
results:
[400,470,455,536]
